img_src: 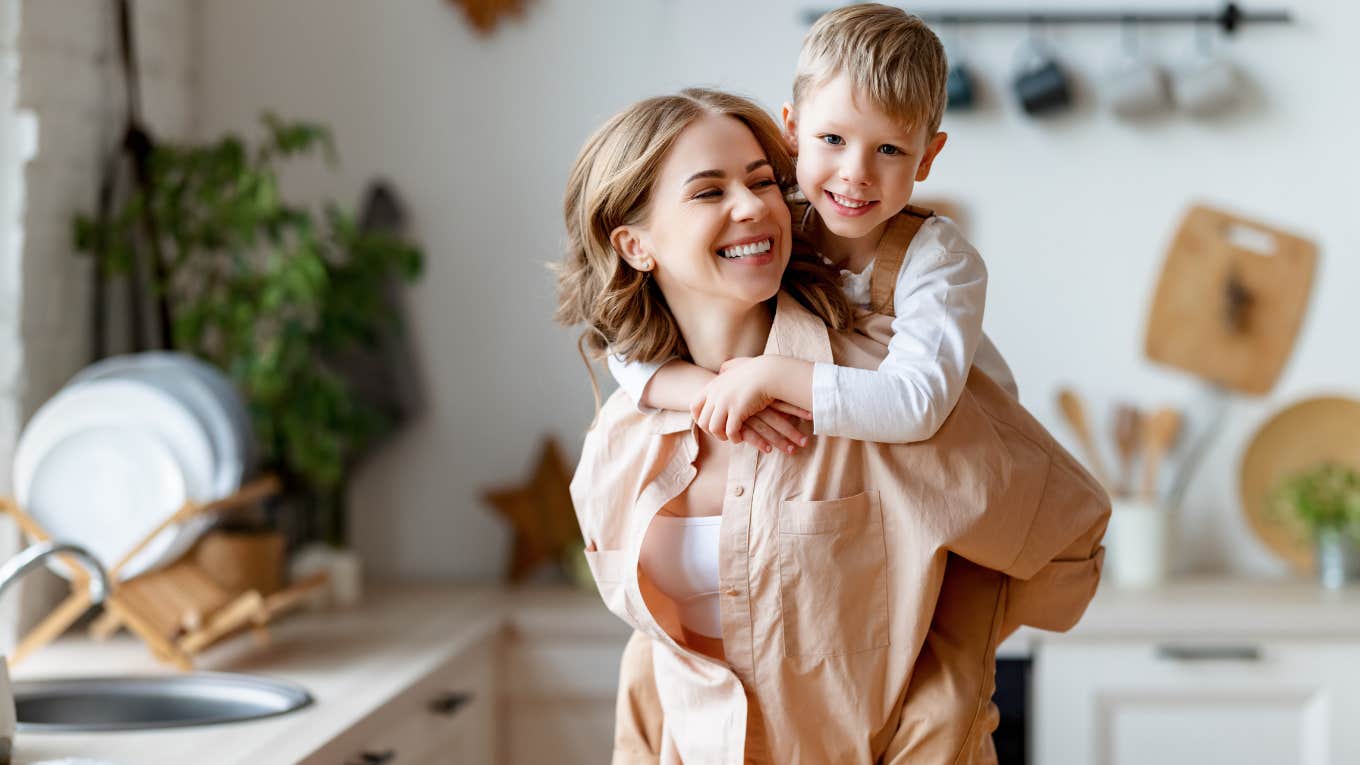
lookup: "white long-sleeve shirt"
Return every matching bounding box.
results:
[606,214,1017,444]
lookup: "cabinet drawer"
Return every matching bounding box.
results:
[1034,639,1360,765]
[503,638,628,698]
[309,636,498,765]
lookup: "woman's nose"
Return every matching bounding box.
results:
[731,185,770,221]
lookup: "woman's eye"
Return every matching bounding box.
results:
[694,189,721,200]
[819,134,844,146]
[878,144,903,156]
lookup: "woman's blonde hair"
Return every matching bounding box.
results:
[555,87,852,376]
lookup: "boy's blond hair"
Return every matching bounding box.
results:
[793,3,948,135]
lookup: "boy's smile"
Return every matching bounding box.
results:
[825,190,879,216]
[783,74,947,268]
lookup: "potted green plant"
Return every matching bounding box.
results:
[73,114,425,557]
[1271,462,1360,588]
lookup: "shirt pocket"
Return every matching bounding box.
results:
[777,490,891,657]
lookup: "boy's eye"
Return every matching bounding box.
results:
[819,134,844,146]
[751,178,777,190]
[878,144,903,156]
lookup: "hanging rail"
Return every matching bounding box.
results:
[802,3,1291,35]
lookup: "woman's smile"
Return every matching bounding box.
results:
[716,235,776,262]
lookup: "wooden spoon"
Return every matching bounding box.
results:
[1112,403,1143,498]
[1057,388,1112,492]
[1140,408,1184,503]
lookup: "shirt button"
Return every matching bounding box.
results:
[726,588,740,597]
[732,486,744,497]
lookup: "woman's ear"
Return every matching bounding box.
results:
[610,225,655,273]
[780,102,799,155]
[915,131,948,182]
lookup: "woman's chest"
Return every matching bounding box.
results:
[659,429,730,518]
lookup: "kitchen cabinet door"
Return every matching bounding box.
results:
[1034,639,1360,765]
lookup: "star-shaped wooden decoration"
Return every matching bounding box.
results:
[447,0,532,36]
[482,437,583,583]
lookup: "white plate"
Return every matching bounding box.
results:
[14,378,218,578]
[26,425,186,580]
[70,352,248,497]
[16,378,215,505]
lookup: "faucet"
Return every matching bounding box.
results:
[0,542,109,765]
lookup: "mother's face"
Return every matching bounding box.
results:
[611,113,792,313]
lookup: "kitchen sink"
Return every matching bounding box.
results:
[13,673,313,732]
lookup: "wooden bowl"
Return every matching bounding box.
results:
[1239,396,1360,573]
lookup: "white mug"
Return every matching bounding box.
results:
[1105,54,1170,119]
[1172,52,1242,116]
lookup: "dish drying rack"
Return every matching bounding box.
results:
[0,475,328,671]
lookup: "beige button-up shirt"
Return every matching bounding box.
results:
[572,293,1109,764]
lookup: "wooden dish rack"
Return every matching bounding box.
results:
[0,475,328,670]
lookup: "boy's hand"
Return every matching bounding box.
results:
[691,356,812,452]
[740,407,810,454]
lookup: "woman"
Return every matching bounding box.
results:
[556,89,1107,764]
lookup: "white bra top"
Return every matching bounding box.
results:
[639,514,723,639]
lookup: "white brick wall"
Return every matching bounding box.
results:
[0,0,199,649]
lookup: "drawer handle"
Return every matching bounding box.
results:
[1155,643,1262,662]
[428,691,472,716]
[350,751,395,765]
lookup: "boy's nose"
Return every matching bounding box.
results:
[839,150,874,186]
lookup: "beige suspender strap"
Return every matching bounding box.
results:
[867,205,934,317]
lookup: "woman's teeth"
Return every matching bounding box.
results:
[830,192,871,208]
[718,238,772,259]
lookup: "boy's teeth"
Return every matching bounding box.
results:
[831,192,869,208]
[718,238,772,259]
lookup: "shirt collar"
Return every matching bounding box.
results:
[649,292,833,435]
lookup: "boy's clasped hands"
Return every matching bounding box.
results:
[689,354,813,455]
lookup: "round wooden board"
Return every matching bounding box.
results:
[1239,396,1360,573]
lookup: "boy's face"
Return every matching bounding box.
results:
[783,74,947,249]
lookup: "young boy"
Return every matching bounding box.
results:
[608,3,1018,454]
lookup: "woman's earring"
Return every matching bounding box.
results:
[638,259,653,272]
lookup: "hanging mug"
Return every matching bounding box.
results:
[1104,24,1170,119]
[1172,24,1242,116]
[1012,35,1072,116]
[946,62,976,111]
[943,26,976,112]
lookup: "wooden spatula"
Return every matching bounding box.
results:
[1057,388,1112,492]
[1141,408,1184,503]
[1112,403,1143,498]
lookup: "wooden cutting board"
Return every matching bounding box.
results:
[1145,204,1317,395]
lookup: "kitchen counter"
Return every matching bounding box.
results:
[9,577,1358,763]
[8,583,551,765]
[1001,575,1360,656]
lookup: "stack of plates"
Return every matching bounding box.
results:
[12,352,254,581]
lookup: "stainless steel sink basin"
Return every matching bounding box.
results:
[14,673,313,732]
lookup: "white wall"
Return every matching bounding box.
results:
[196,0,1360,580]
[2,0,199,643]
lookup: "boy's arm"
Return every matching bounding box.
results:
[812,228,987,443]
[606,353,669,414]
[608,354,716,414]
[640,359,716,412]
